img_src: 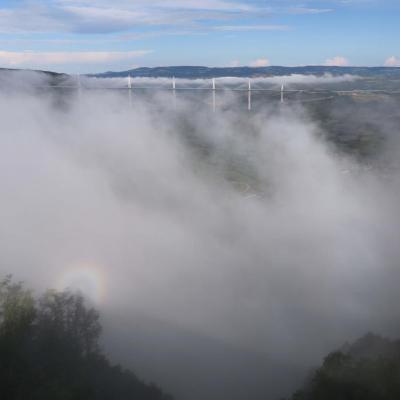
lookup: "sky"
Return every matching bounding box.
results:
[0,0,399,73]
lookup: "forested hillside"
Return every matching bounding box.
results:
[0,276,172,400]
[287,333,400,400]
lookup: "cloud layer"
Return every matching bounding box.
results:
[0,0,334,35]
[0,50,151,67]
[325,56,349,67]
[385,56,400,67]
[1,73,400,370]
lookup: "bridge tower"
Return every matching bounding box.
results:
[248,78,252,111]
[172,77,177,109]
[212,78,216,112]
[127,75,132,106]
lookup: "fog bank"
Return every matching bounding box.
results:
[0,74,399,399]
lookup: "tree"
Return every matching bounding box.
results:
[287,334,400,400]
[37,290,101,357]
[0,276,36,399]
[0,276,173,400]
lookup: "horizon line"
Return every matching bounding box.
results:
[2,65,400,76]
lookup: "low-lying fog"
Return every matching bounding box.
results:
[1,72,400,400]
[81,73,359,89]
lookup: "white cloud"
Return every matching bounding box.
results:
[0,1,264,34]
[324,56,349,66]
[1,70,399,379]
[228,60,241,67]
[152,0,254,11]
[384,56,400,67]
[60,0,254,12]
[288,7,333,14]
[250,58,271,67]
[215,25,289,32]
[0,50,151,66]
[0,1,316,37]
[82,74,359,89]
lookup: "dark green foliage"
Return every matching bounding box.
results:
[287,333,400,400]
[0,276,172,400]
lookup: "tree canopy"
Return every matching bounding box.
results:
[287,333,400,400]
[0,276,173,400]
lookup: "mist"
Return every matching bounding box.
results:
[82,73,359,89]
[1,73,400,399]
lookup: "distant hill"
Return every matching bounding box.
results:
[2,66,400,81]
[0,68,69,87]
[287,333,400,400]
[91,66,400,79]
[0,67,66,78]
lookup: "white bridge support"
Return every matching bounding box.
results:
[34,78,395,114]
[212,78,216,112]
[68,76,322,110]
[248,79,252,111]
[172,76,177,109]
[76,73,82,99]
[127,75,132,106]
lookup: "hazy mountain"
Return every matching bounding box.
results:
[0,68,68,87]
[90,66,400,79]
[3,65,400,81]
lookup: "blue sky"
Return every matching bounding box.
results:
[0,0,399,73]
